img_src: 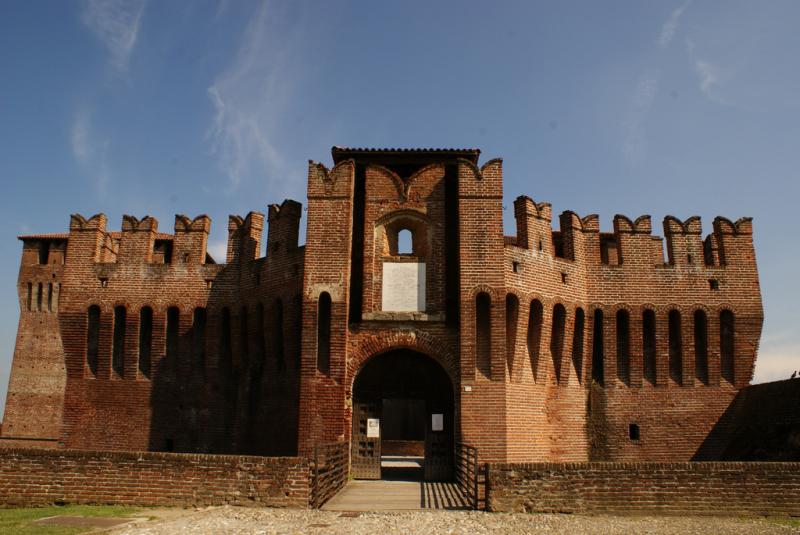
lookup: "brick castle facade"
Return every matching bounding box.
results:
[0,147,763,468]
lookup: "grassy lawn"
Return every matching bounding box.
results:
[0,505,142,535]
[764,516,800,529]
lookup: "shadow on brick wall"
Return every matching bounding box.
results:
[147,244,301,456]
[694,378,800,461]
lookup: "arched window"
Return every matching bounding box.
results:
[272,298,285,369]
[317,292,332,374]
[616,309,630,385]
[592,309,604,384]
[642,309,656,385]
[37,282,43,311]
[551,304,567,382]
[571,308,585,383]
[528,299,544,380]
[166,306,180,360]
[476,293,492,378]
[192,307,207,371]
[139,306,153,378]
[505,294,519,374]
[219,307,232,371]
[694,310,709,385]
[86,305,100,376]
[668,310,683,385]
[397,229,413,255]
[112,305,126,377]
[720,310,735,384]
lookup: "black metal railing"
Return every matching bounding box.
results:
[454,442,482,510]
[310,442,349,508]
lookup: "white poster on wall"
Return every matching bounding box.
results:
[382,262,426,312]
[367,418,380,438]
[432,413,443,432]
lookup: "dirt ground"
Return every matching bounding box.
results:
[112,506,800,535]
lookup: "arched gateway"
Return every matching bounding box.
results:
[351,349,454,481]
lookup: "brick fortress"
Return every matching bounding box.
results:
[0,147,763,478]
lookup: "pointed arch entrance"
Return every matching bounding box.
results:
[351,349,454,481]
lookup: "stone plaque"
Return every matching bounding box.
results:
[382,262,425,312]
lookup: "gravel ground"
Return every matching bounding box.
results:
[113,506,798,535]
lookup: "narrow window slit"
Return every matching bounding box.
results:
[139,307,152,378]
[476,293,492,379]
[317,293,332,374]
[112,305,126,378]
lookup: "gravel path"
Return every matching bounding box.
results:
[114,506,798,535]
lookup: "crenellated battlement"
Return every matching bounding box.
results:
[509,195,757,272]
[307,159,354,198]
[23,206,304,269]
[267,200,301,255]
[457,158,503,199]
[69,213,107,232]
[227,211,264,264]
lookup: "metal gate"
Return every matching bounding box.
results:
[424,418,453,481]
[455,442,481,509]
[351,400,381,479]
[311,442,349,508]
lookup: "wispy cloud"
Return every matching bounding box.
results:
[693,59,720,95]
[621,2,693,164]
[207,2,301,193]
[622,70,659,165]
[658,1,691,49]
[71,112,92,164]
[71,109,111,194]
[81,0,146,72]
[686,40,727,104]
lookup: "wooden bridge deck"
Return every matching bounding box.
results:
[321,480,470,511]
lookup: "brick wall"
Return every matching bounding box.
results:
[0,448,309,508]
[487,462,800,515]
[1,147,766,466]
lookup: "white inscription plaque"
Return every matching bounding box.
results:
[382,262,426,312]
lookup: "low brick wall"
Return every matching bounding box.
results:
[0,448,309,508]
[487,462,800,516]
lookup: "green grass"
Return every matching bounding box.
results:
[0,505,141,535]
[763,516,800,528]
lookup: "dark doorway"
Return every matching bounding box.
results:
[351,349,454,482]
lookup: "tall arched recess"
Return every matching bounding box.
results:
[317,292,331,374]
[351,349,454,482]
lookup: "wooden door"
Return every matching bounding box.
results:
[351,400,381,479]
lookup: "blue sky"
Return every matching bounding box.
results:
[1,0,799,416]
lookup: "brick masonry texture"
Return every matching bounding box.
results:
[0,448,309,508]
[0,147,765,464]
[486,461,800,515]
